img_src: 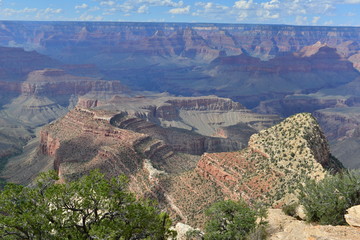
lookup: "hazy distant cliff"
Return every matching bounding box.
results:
[0,21,359,62]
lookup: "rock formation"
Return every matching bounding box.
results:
[0,68,128,169]
[1,21,359,63]
[313,108,360,169]
[2,69,127,127]
[136,113,341,227]
[267,209,360,240]
[0,21,358,233]
[345,205,360,227]
[1,94,278,183]
[0,46,60,82]
[0,21,360,169]
[1,95,342,230]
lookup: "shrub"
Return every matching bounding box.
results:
[185,229,204,240]
[0,170,176,240]
[246,225,268,240]
[204,200,257,240]
[282,202,299,217]
[298,170,360,225]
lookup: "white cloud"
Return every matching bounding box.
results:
[43,8,63,14]
[0,7,37,16]
[100,1,116,6]
[347,11,356,16]
[193,2,229,18]
[312,16,320,24]
[324,20,334,25]
[0,7,63,19]
[257,9,279,19]
[137,5,148,13]
[344,0,360,3]
[79,14,104,21]
[136,0,184,7]
[261,0,279,10]
[234,0,253,9]
[90,6,101,12]
[75,3,88,9]
[99,0,185,15]
[35,8,63,19]
[236,12,248,21]
[295,15,308,25]
[169,5,190,14]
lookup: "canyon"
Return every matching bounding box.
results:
[0,21,360,223]
[1,102,339,227]
[0,21,359,229]
[0,22,356,166]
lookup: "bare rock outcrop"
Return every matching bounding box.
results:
[345,205,360,227]
[267,209,360,240]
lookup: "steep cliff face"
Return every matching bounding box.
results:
[0,117,33,161]
[38,108,144,181]
[204,46,358,98]
[255,95,347,117]
[313,108,360,169]
[22,69,127,99]
[0,46,60,82]
[314,109,360,141]
[0,68,128,166]
[1,69,127,127]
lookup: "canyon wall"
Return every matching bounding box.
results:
[0,21,359,62]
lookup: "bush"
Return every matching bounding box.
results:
[298,170,360,225]
[185,229,204,240]
[246,225,268,240]
[204,200,257,240]
[0,170,176,240]
[282,202,299,217]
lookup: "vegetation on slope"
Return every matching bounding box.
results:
[0,170,175,240]
[203,200,268,240]
[298,170,360,225]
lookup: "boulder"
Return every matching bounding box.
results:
[174,222,203,240]
[345,205,360,227]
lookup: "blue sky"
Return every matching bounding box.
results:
[0,0,359,26]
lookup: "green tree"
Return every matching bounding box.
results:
[0,170,176,240]
[299,170,360,225]
[204,200,257,240]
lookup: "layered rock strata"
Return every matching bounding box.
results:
[1,98,340,229]
[136,113,342,227]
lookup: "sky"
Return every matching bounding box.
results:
[0,0,359,26]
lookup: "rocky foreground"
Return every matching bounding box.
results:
[266,209,360,240]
